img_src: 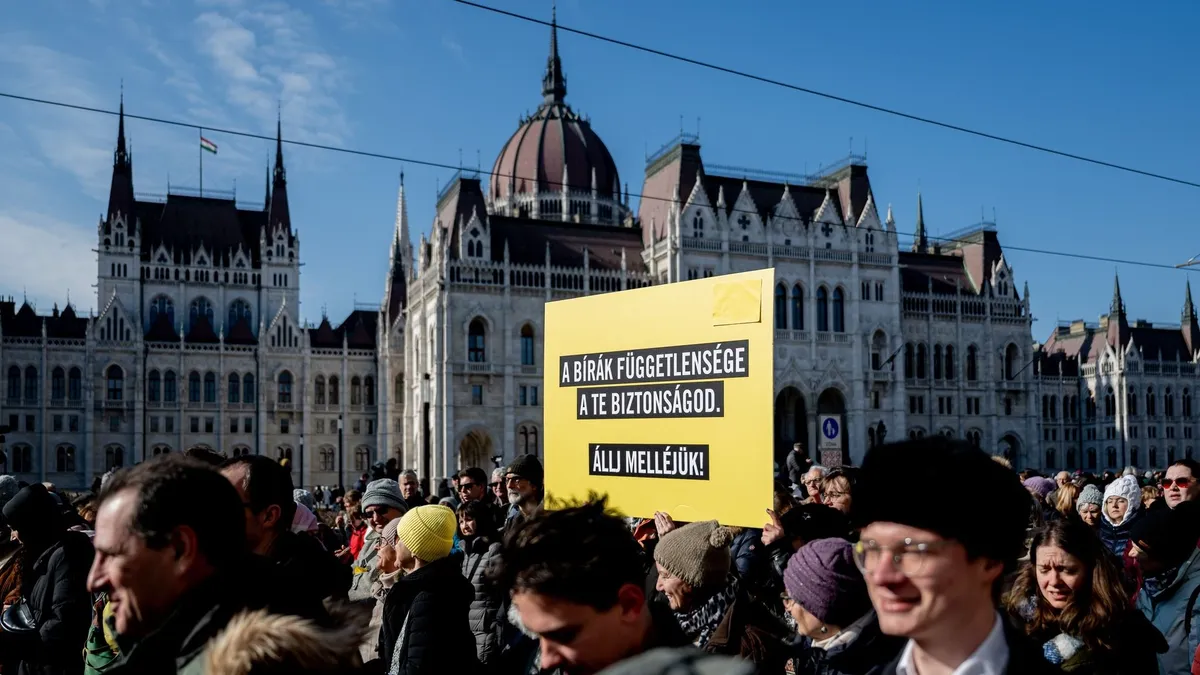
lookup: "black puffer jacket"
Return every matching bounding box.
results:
[0,484,95,675]
[268,529,352,602]
[461,536,503,665]
[377,555,478,675]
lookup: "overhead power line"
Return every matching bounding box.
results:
[0,89,1192,275]
[455,0,1200,191]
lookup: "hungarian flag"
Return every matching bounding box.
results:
[200,137,218,154]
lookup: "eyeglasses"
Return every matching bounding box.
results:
[489,482,501,489]
[457,482,479,492]
[853,538,952,577]
[1162,477,1193,489]
[802,479,822,487]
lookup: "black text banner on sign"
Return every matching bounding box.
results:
[543,268,774,528]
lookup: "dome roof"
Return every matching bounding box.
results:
[488,13,620,204]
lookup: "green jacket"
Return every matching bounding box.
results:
[83,594,119,674]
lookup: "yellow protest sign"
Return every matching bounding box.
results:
[543,268,774,528]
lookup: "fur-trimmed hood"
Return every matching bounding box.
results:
[203,602,371,674]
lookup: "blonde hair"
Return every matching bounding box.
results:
[992,456,1013,470]
[1055,483,1079,518]
[1141,485,1161,506]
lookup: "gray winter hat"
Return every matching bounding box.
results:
[1077,484,1104,513]
[361,478,408,513]
[597,648,754,675]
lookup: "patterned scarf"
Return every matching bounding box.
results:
[675,575,739,648]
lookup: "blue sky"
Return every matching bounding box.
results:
[2,0,1199,340]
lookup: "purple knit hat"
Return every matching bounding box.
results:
[783,538,869,628]
[1023,477,1056,500]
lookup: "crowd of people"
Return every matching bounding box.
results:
[1,440,1200,674]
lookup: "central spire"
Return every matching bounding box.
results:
[115,92,129,167]
[541,5,567,106]
[911,192,928,253]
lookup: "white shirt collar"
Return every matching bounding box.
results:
[896,612,1009,675]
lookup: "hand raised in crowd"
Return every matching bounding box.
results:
[761,508,785,546]
[653,511,678,538]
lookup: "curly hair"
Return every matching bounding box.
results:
[1004,519,1127,652]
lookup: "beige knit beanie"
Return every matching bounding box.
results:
[653,520,733,588]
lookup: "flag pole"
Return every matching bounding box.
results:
[199,127,204,196]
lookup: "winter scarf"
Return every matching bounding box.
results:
[1016,596,1092,671]
[675,575,739,648]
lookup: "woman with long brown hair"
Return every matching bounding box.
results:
[1005,519,1165,673]
[1054,483,1081,521]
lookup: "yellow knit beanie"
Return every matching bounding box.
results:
[395,505,457,562]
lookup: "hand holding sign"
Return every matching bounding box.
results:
[761,509,785,547]
[653,511,678,538]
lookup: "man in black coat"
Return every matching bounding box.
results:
[0,483,94,675]
[88,454,328,674]
[220,455,351,602]
[856,437,1060,675]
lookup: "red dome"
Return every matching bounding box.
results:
[489,104,620,202]
[488,13,620,205]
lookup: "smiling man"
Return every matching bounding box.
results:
[86,454,318,673]
[855,438,1056,675]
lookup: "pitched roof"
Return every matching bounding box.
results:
[307,312,378,350]
[897,252,974,294]
[137,195,266,266]
[490,216,646,271]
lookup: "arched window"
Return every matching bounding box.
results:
[152,445,172,456]
[188,372,201,402]
[1169,447,1177,464]
[203,372,216,403]
[966,345,978,381]
[150,295,174,327]
[106,365,123,401]
[51,367,65,401]
[1108,448,1118,468]
[351,376,362,406]
[365,376,375,406]
[11,444,32,473]
[7,365,21,401]
[1049,395,1058,420]
[355,446,371,472]
[468,318,487,362]
[315,375,326,405]
[147,370,160,402]
[1150,447,1159,467]
[242,374,254,403]
[904,344,914,378]
[1105,387,1115,417]
[1042,395,1049,421]
[329,376,340,405]
[163,370,177,403]
[518,424,540,456]
[967,430,982,448]
[23,366,37,402]
[228,299,252,328]
[232,446,251,458]
[228,373,240,404]
[774,284,787,330]
[394,375,404,402]
[831,288,845,332]
[277,446,294,464]
[1128,387,1138,416]
[1087,448,1097,470]
[1086,395,1096,419]
[105,445,124,471]
[189,297,214,332]
[933,345,943,380]
[816,287,829,332]
[278,371,293,404]
[521,324,536,366]
[944,345,955,380]
[1167,388,1176,418]
[320,446,335,471]
[56,445,76,472]
[692,213,703,238]
[1066,448,1077,469]
[1131,447,1140,466]
[916,344,928,379]
[1148,387,1157,418]
[791,284,804,330]
[1004,344,1019,380]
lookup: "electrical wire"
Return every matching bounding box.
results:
[455,0,1200,191]
[0,89,1191,274]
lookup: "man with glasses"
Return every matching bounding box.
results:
[854,437,1056,675]
[1162,459,1200,509]
[504,454,544,532]
[457,466,504,533]
[348,477,408,602]
[800,466,828,504]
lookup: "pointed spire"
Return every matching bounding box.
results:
[1186,280,1196,319]
[911,192,928,253]
[273,113,286,184]
[106,91,135,224]
[541,4,567,105]
[1111,273,1124,315]
[115,90,129,167]
[268,114,292,232]
[885,203,895,228]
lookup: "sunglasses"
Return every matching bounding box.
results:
[1162,477,1193,489]
[457,482,479,492]
[489,482,502,488]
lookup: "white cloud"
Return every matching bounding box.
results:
[0,212,97,313]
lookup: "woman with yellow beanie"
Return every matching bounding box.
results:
[375,505,479,674]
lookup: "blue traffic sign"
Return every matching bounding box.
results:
[822,417,840,440]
